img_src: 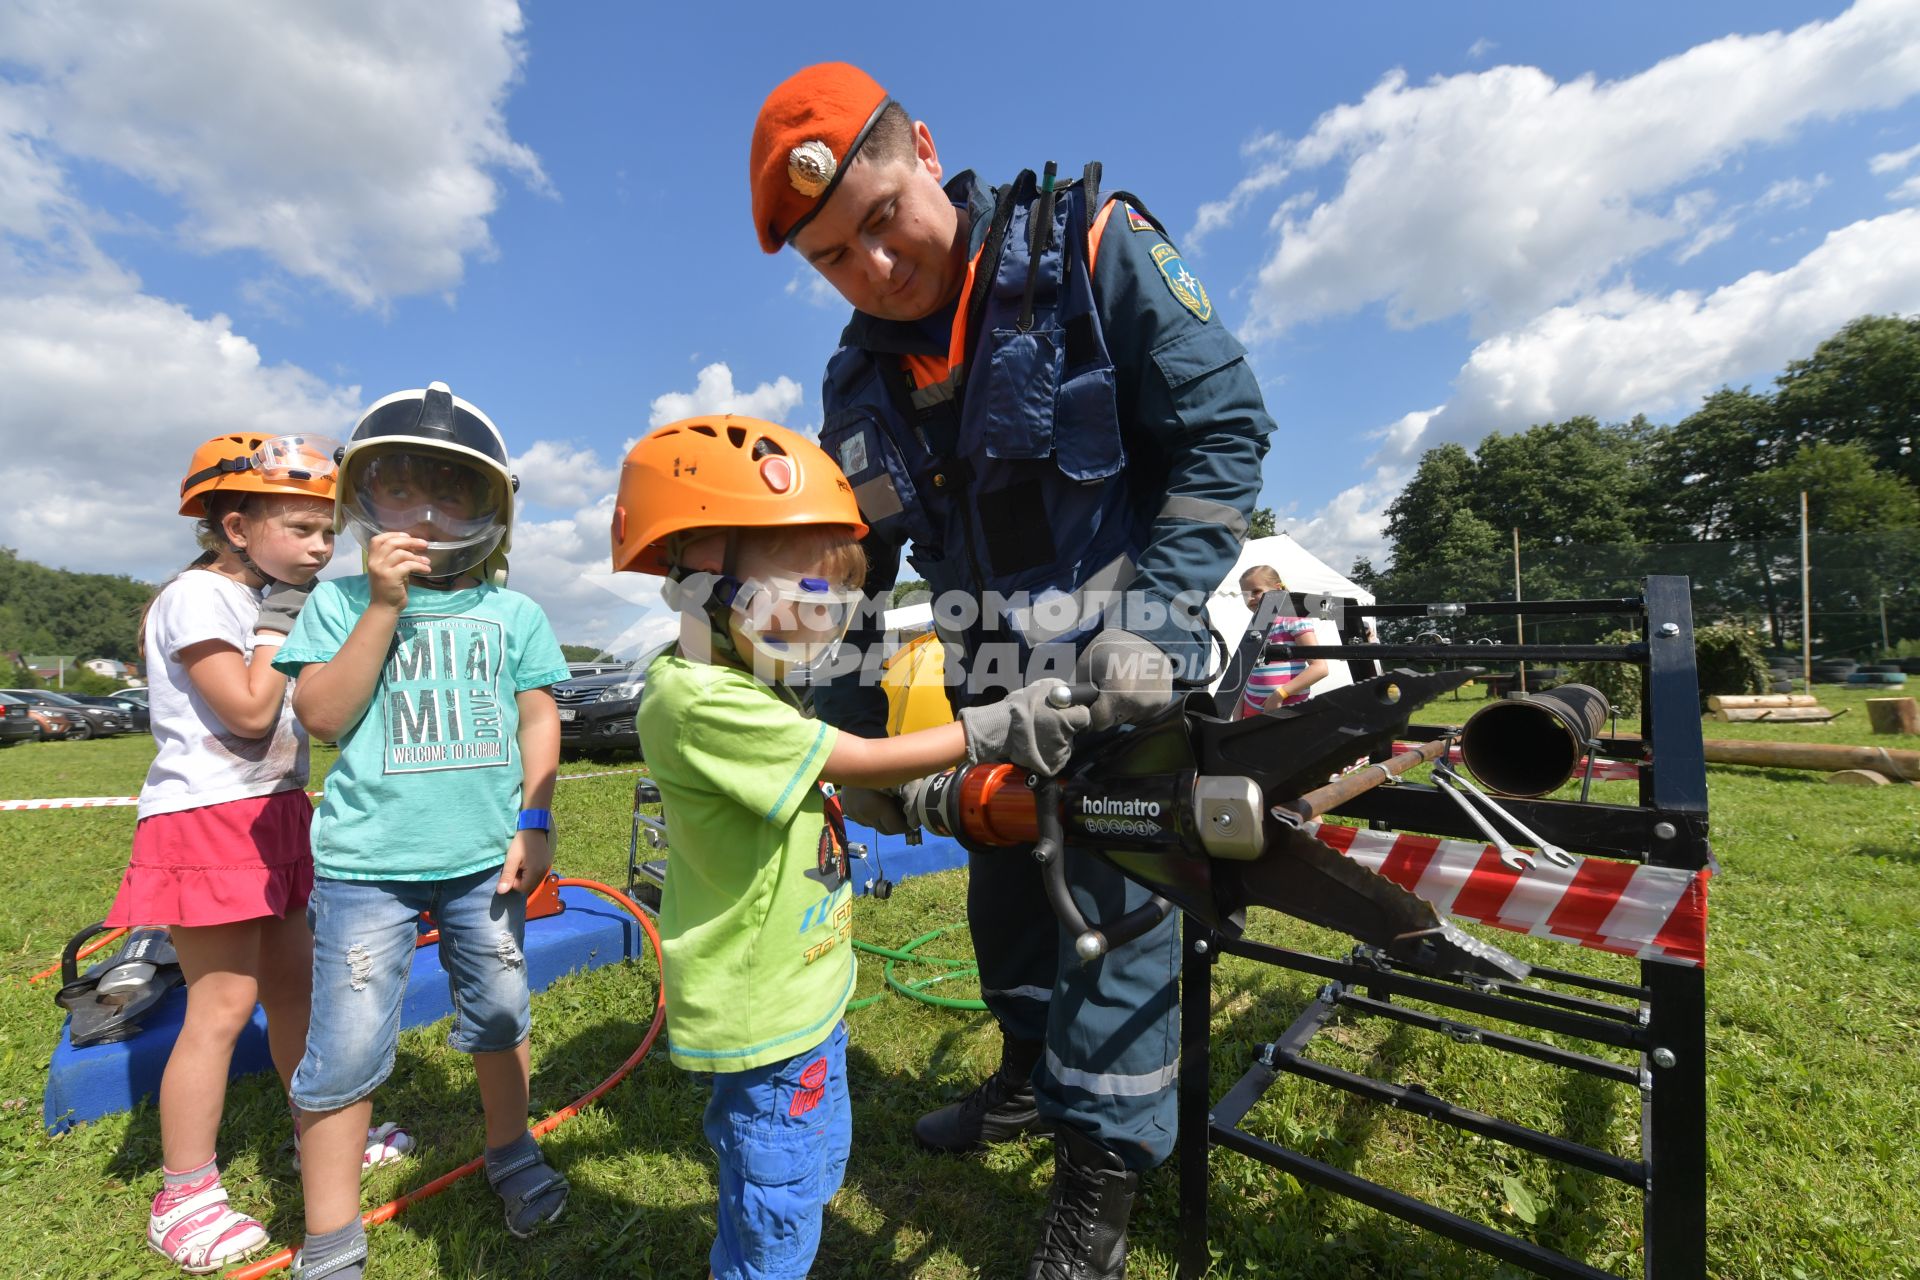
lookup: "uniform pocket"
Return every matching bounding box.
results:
[978,327,1061,460]
[1150,325,1251,430]
[820,408,922,543]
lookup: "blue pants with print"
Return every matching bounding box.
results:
[703,1021,852,1280]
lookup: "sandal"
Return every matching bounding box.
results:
[293,1120,414,1175]
[486,1143,569,1239]
[147,1179,268,1275]
[289,1234,368,1279]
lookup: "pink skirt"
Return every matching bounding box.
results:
[104,789,315,928]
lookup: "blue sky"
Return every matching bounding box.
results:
[4,0,1919,647]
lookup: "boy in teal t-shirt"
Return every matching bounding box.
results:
[618,417,1089,1280]
[273,383,573,1280]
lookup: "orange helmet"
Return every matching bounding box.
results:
[612,416,867,575]
[179,432,339,517]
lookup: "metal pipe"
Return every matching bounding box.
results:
[1458,684,1611,797]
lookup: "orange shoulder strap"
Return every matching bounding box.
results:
[1087,197,1119,281]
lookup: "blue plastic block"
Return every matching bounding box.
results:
[845,828,967,893]
[43,886,641,1133]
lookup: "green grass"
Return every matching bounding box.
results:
[0,688,1916,1278]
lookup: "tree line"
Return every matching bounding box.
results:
[1351,315,1920,654]
[0,547,156,684]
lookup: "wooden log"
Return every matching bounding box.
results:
[1825,769,1891,786]
[1696,738,1920,781]
[1707,694,1818,710]
[1713,707,1843,723]
[1597,732,1920,779]
[1866,697,1920,736]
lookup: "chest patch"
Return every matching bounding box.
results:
[1150,242,1212,323]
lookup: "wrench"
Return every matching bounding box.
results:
[1432,768,1534,870]
[1435,761,1577,868]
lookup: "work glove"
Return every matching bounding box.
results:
[1075,628,1177,732]
[958,680,1091,776]
[255,578,317,637]
[837,785,911,837]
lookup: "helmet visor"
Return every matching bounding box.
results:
[342,449,510,577]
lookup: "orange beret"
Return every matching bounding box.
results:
[750,62,893,254]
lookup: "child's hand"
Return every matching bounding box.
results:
[497,829,553,896]
[366,532,432,609]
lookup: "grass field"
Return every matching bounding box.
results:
[1,685,1916,1279]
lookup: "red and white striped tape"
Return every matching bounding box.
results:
[0,767,646,813]
[1391,742,1641,784]
[1307,821,1709,968]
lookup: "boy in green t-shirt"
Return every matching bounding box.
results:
[616,416,1087,1280]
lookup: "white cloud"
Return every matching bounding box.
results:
[1892,173,1920,203]
[785,266,845,309]
[1868,141,1920,173]
[0,0,546,307]
[1285,472,1407,580]
[511,439,619,513]
[1756,174,1828,209]
[1467,38,1498,62]
[1211,0,1920,336]
[1189,133,1289,249]
[648,362,804,429]
[1385,209,1920,462]
[0,291,360,576]
[1674,220,1737,263]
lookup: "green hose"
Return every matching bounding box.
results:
[849,924,986,1012]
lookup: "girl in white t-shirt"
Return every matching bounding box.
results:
[108,434,407,1274]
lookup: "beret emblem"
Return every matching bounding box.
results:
[788,140,835,197]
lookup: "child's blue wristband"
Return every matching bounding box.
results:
[516,809,552,832]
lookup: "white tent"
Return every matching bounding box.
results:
[1205,533,1376,698]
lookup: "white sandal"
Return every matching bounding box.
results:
[292,1120,415,1175]
[147,1180,268,1275]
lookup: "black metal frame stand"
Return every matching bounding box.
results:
[1176,575,1709,1279]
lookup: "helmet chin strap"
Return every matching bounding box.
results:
[664,531,750,666]
[220,530,278,589]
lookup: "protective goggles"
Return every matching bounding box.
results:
[181,434,339,492]
[719,572,863,673]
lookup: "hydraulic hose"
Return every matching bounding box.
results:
[849,927,985,1013]
[225,877,667,1280]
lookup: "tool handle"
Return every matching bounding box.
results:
[1277,738,1450,823]
[1031,775,1174,963]
[1046,681,1102,709]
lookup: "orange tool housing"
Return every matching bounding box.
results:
[955,763,1041,846]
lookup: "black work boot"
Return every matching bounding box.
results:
[913,1036,1044,1152]
[1024,1126,1138,1280]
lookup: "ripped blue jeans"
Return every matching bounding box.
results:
[290,866,528,1112]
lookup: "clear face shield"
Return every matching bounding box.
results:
[341,449,510,579]
[720,572,863,676]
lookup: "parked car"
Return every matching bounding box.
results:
[21,700,76,740]
[551,644,671,759]
[0,689,130,739]
[566,660,628,678]
[72,693,150,732]
[113,686,150,708]
[0,692,39,747]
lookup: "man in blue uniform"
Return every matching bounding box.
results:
[750,62,1274,1279]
